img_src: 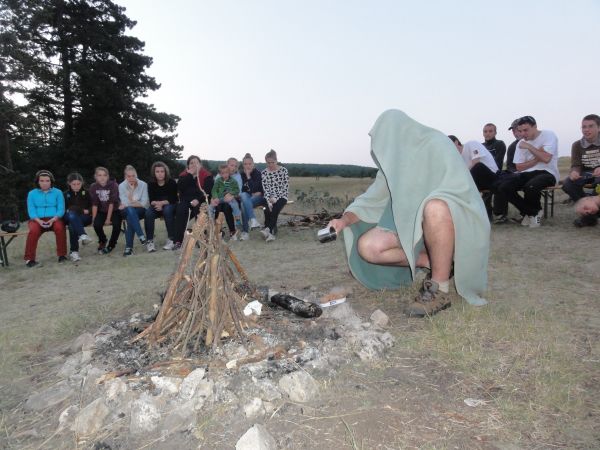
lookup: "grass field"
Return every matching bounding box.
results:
[1,163,599,448]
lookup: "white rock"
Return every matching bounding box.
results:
[58,353,83,378]
[58,405,79,431]
[151,376,182,395]
[130,393,161,434]
[370,309,389,327]
[72,398,109,436]
[70,332,95,353]
[235,424,277,450]
[160,407,196,434]
[178,368,206,400]
[25,380,74,411]
[278,371,319,403]
[104,377,128,401]
[244,397,265,419]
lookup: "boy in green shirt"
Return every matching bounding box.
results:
[210,164,242,239]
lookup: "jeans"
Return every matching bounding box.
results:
[145,204,175,241]
[24,218,67,261]
[93,209,122,247]
[63,210,92,251]
[499,170,556,216]
[260,198,287,234]
[121,207,146,248]
[240,192,263,232]
[562,172,599,201]
[209,199,240,219]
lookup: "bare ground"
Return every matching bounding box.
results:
[0,177,599,449]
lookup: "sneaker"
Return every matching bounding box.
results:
[173,242,182,251]
[260,227,270,239]
[240,232,249,241]
[97,242,106,254]
[139,235,147,245]
[405,280,452,318]
[266,232,276,242]
[574,215,598,228]
[249,218,261,229]
[123,247,133,256]
[163,239,175,250]
[79,234,92,245]
[492,214,508,224]
[25,260,40,268]
[69,251,81,262]
[521,215,531,227]
[230,231,238,241]
[101,246,114,255]
[58,255,68,263]
[146,240,156,252]
[529,212,542,228]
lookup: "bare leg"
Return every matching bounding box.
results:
[357,228,409,266]
[422,199,454,283]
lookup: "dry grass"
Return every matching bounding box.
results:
[1,165,599,448]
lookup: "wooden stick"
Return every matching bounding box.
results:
[205,253,220,347]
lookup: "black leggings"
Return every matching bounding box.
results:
[93,209,122,247]
[261,198,287,234]
[214,202,235,233]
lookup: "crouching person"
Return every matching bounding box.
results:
[328,110,489,317]
[24,170,67,267]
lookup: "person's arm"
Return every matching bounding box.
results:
[469,157,481,169]
[118,182,128,208]
[167,179,178,204]
[105,203,114,225]
[83,190,91,215]
[229,179,240,196]
[92,204,98,222]
[569,141,583,180]
[27,190,41,223]
[518,140,553,164]
[328,211,360,233]
[50,189,65,224]
[139,182,149,208]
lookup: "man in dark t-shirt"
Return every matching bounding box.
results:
[482,123,506,171]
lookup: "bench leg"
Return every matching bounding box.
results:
[0,236,8,267]
[542,191,548,219]
[550,189,555,217]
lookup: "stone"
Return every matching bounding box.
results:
[130,393,161,434]
[160,406,196,434]
[73,398,110,436]
[235,424,277,450]
[244,397,265,419]
[151,376,182,396]
[104,377,128,402]
[370,309,389,327]
[278,371,319,403]
[58,405,79,431]
[378,331,395,347]
[178,368,206,400]
[255,379,281,402]
[58,353,84,378]
[25,380,75,411]
[70,332,95,353]
[94,324,119,346]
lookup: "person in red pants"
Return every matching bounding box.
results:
[24,170,67,267]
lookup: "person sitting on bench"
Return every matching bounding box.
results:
[24,170,67,267]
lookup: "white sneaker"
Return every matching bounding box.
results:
[240,232,249,241]
[529,212,542,228]
[146,240,156,252]
[249,218,261,229]
[230,232,238,241]
[266,232,276,242]
[260,228,270,239]
[69,251,81,262]
[521,215,531,227]
[79,234,92,245]
[163,239,174,250]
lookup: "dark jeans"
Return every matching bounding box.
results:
[498,170,556,216]
[260,198,287,234]
[121,206,146,248]
[491,172,517,216]
[63,210,92,251]
[145,204,175,241]
[470,162,498,191]
[562,172,599,201]
[174,202,200,243]
[93,209,122,247]
[214,202,235,233]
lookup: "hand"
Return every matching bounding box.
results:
[269,197,276,204]
[190,199,199,207]
[224,193,234,202]
[252,192,262,197]
[118,204,125,210]
[328,217,348,233]
[83,209,89,215]
[154,203,163,211]
[569,170,581,181]
[210,198,219,207]
[593,167,600,177]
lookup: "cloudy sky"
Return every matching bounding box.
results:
[118,0,600,167]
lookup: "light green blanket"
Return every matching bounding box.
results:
[343,109,490,306]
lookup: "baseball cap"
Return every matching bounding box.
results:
[508,119,519,130]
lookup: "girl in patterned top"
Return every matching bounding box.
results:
[259,149,289,242]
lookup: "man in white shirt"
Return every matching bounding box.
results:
[497,116,559,227]
[448,136,499,189]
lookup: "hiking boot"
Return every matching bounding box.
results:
[123,247,133,256]
[146,240,156,252]
[574,215,598,228]
[101,246,114,255]
[97,242,106,254]
[249,218,261,229]
[163,239,174,250]
[69,251,81,262]
[493,214,508,224]
[25,260,40,268]
[58,255,68,263]
[405,280,452,318]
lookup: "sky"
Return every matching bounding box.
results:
[117,0,600,167]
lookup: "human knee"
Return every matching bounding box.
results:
[357,233,382,263]
[423,199,451,223]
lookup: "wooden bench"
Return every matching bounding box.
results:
[0,230,28,268]
[480,186,560,219]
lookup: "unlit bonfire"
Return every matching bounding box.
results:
[19,207,396,449]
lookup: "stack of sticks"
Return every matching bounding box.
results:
[134,206,251,357]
